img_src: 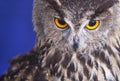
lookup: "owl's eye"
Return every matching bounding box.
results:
[54,18,68,29]
[85,20,100,30]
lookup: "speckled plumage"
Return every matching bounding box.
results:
[1,0,120,81]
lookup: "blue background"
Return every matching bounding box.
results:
[0,0,35,75]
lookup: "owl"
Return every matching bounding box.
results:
[1,0,120,81]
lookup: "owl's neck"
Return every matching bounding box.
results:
[33,27,120,81]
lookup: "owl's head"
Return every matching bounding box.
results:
[33,0,119,53]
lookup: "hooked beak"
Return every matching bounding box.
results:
[73,35,79,51]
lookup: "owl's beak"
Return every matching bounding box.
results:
[73,35,79,51]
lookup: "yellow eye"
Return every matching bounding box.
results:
[85,20,100,30]
[54,18,68,29]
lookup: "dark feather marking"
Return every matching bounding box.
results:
[23,66,37,76]
[45,51,56,67]
[67,69,71,78]
[10,50,43,66]
[33,69,48,81]
[20,76,28,81]
[72,76,76,81]
[53,65,59,73]
[48,50,63,76]
[101,69,116,81]
[91,50,100,59]
[49,50,62,67]
[106,58,111,69]
[6,68,21,79]
[114,45,120,53]
[5,62,27,80]
[50,66,62,77]
[92,0,118,19]
[0,47,49,80]
[105,44,114,56]
[117,61,120,69]
[47,0,65,18]
[68,62,77,72]
[44,55,52,67]
[99,51,112,69]
[61,75,65,81]
[56,67,62,77]
[114,39,120,60]
[78,73,83,81]
[37,40,53,56]
[94,60,98,70]
[101,67,106,80]
[67,63,77,79]
[110,68,117,81]
[9,64,38,80]
[114,74,119,81]
[77,54,86,65]
[93,74,98,81]
[114,39,120,69]
[83,65,90,79]
[67,61,78,79]
[87,57,93,68]
[61,53,72,68]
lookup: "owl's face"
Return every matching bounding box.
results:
[33,0,119,53]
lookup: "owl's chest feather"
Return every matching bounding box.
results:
[43,45,120,81]
[1,35,120,81]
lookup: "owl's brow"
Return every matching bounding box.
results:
[47,0,65,18]
[92,0,118,19]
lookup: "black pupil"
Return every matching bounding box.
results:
[58,19,66,25]
[89,20,96,26]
